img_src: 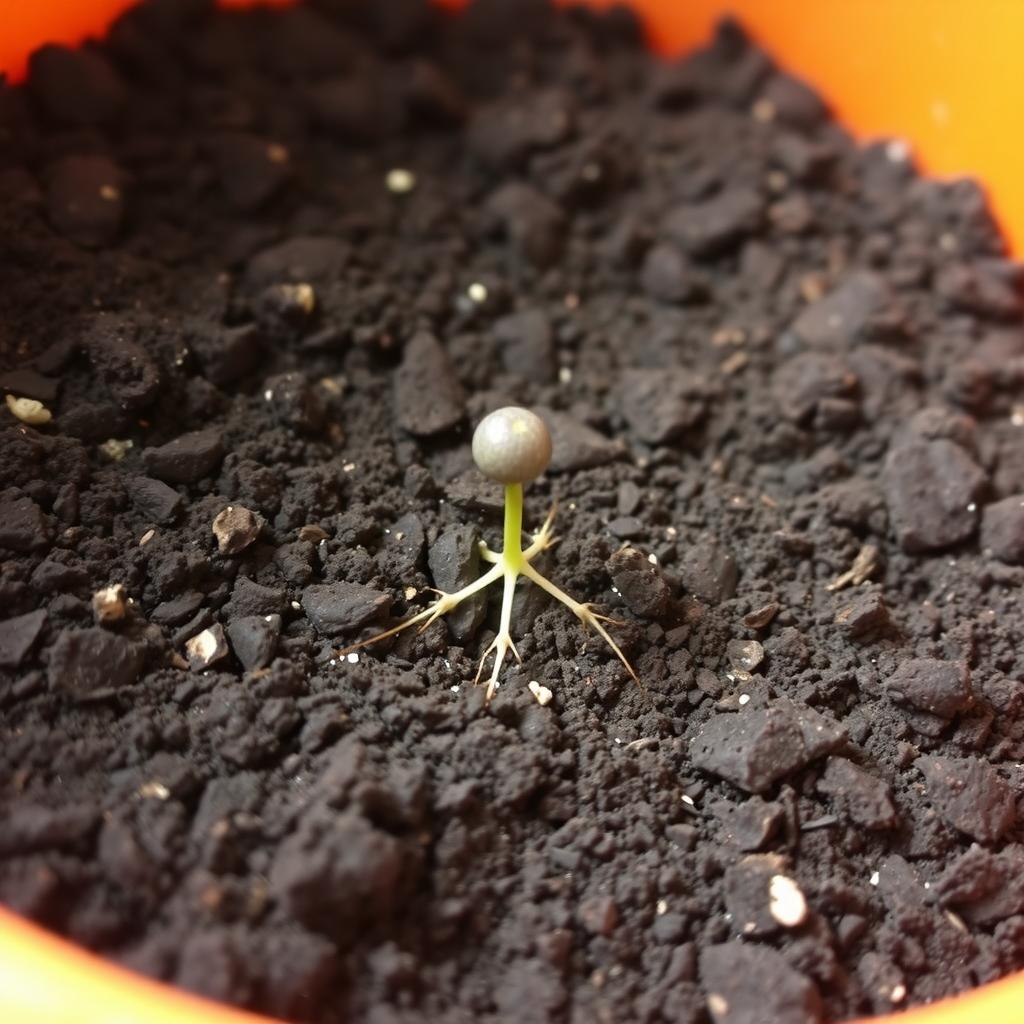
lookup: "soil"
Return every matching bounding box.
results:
[3,3,1024,1023]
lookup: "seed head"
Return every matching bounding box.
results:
[472,406,552,484]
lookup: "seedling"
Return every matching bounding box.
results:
[339,406,637,699]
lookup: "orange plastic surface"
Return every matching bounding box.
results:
[0,907,283,1024]
[2,3,1024,1024]
[0,0,293,82]
[1,894,1023,1024]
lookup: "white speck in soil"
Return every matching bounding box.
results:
[385,168,416,193]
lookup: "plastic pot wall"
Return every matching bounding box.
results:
[1,2,1022,1023]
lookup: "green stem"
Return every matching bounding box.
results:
[503,483,524,571]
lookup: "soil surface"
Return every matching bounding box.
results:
[3,3,1024,1023]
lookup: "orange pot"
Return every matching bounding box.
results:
[2,3,1022,1024]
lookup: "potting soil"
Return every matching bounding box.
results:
[3,3,1024,1023]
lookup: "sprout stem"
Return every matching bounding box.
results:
[503,483,524,572]
[338,410,637,699]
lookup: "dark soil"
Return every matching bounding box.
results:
[3,3,1024,1023]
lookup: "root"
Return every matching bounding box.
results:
[337,504,637,697]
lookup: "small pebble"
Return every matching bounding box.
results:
[769,874,808,928]
[528,680,554,706]
[212,506,264,555]
[5,395,52,425]
[137,782,171,801]
[726,639,765,673]
[385,168,416,193]
[281,283,316,315]
[92,584,127,625]
[607,515,645,540]
[743,603,779,629]
[99,438,133,461]
[792,271,888,348]
[185,624,229,672]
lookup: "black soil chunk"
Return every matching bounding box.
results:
[0,610,48,668]
[701,941,823,1024]
[28,44,125,126]
[427,525,486,642]
[301,582,391,637]
[606,546,672,619]
[142,429,225,484]
[393,331,465,437]
[690,699,846,793]
[126,476,184,524]
[817,757,900,831]
[227,614,281,672]
[883,438,987,552]
[46,155,126,248]
[47,627,145,697]
[0,493,53,551]
[982,494,1024,564]
[886,658,972,719]
[916,756,1016,843]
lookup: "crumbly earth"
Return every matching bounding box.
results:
[2,3,1024,1023]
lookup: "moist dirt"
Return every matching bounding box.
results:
[3,3,1024,1023]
